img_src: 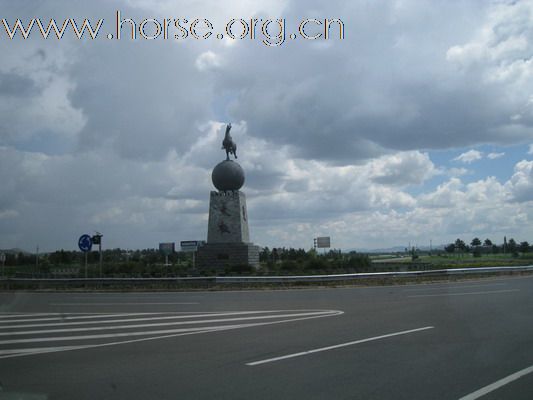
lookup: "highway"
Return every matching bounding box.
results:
[0,275,532,399]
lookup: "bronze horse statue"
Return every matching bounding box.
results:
[222,123,237,160]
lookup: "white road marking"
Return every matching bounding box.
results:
[246,326,435,366]
[0,346,81,356]
[0,310,343,359]
[0,310,338,336]
[0,328,224,359]
[48,302,200,306]
[403,283,508,292]
[0,313,66,319]
[0,326,230,345]
[70,296,200,300]
[0,313,156,324]
[0,310,291,330]
[408,289,519,298]
[458,364,533,400]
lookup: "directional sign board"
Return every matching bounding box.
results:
[316,236,331,248]
[78,234,93,252]
[159,242,175,255]
[180,240,204,252]
[92,234,102,245]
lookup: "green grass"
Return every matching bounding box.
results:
[413,253,532,267]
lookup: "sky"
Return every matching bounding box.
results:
[0,0,533,252]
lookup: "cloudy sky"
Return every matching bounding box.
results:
[1,0,533,252]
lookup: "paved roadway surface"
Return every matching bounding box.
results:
[0,275,532,399]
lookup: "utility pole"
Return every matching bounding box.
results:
[0,253,5,278]
[503,236,507,254]
[92,232,103,278]
[99,240,102,277]
[35,245,39,276]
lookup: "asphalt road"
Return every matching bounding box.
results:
[0,275,532,400]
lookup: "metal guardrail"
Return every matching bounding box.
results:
[0,265,532,287]
[215,265,533,283]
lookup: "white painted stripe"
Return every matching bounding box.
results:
[0,310,341,345]
[0,328,222,359]
[0,326,227,345]
[0,310,343,359]
[404,283,507,292]
[70,296,197,300]
[0,313,105,320]
[0,346,81,356]
[48,302,200,306]
[246,326,435,366]
[0,313,156,324]
[458,365,533,400]
[408,289,519,298]
[0,310,337,336]
[0,310,315,330]
[0,313,65,319]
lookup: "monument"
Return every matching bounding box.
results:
[196,124,260,269]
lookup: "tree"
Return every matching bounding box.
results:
[455,238,466,251]
[445,244,455,253]
[508,238,517,253]
[519,241,530,253]
[471,238,481,247]
[259,247,271,262]
[484,238,492,247]
[272,248,279,262]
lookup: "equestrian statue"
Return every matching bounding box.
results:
[222,123,237,160]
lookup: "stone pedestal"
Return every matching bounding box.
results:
[207,191,249,243]
[197,242,260,269]
[198,190,259,269]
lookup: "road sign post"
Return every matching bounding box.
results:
[180,241,204,268]
[78,234,93,279]
[35,245,39,276]
[92,233,103,278]
[159,243,175,276]
[0,253,5,278]
[99,241,102,277]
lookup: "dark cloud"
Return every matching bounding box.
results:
[220,0,533,163]
[1,0,533,250]
[0,71,38,97]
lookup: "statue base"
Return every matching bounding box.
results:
[207,190,249,243]
[197,242,260,270]
[197,190,259,270]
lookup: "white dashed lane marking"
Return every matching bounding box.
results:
[458,364,533,400]
[48,302,200,306]
[246,326,435,366]
[408,289,520,298]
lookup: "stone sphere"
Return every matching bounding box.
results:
[212,160,245,191]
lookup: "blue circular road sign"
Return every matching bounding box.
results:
[78,234,93,252]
